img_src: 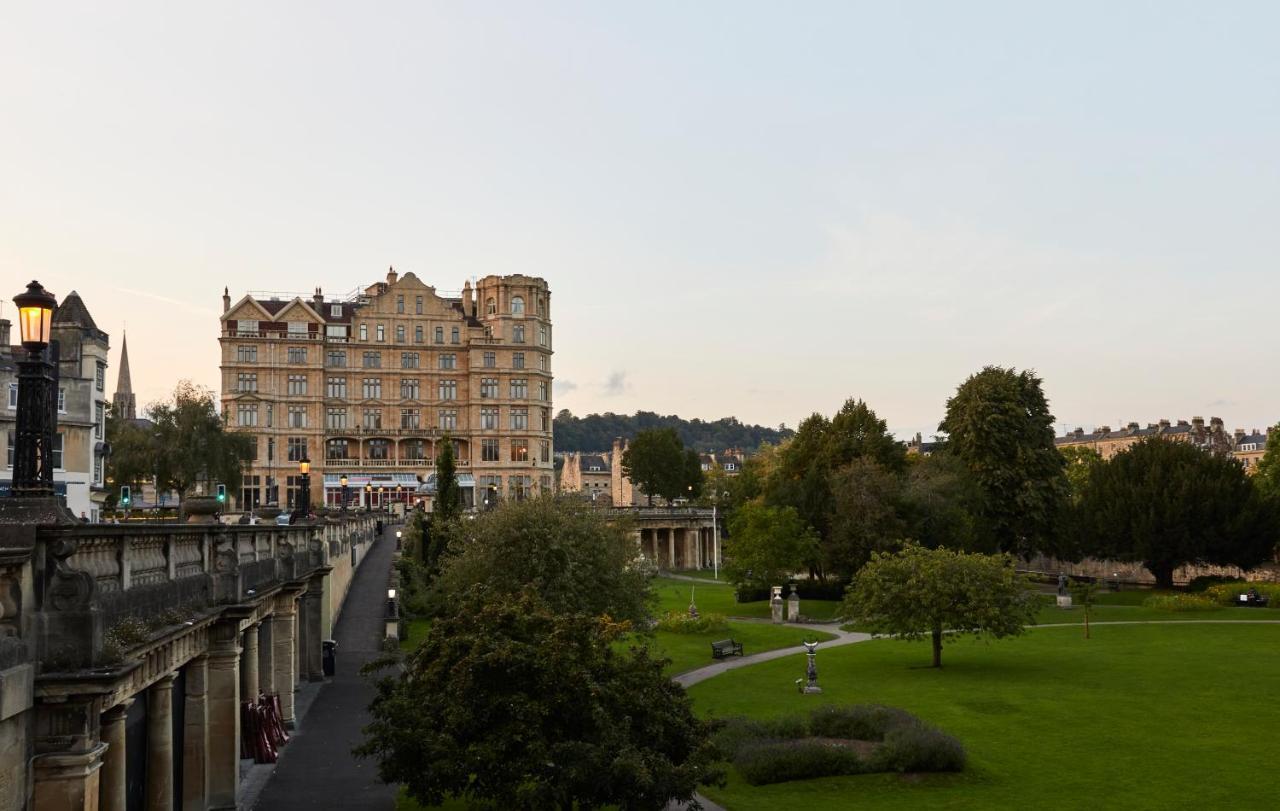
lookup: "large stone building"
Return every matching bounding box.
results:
[220,268,554,511]
[0,292,111,519]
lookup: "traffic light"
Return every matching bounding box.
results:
[119,485,131,507]
[216,483,227,504]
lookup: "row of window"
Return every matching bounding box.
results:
[394,292,546,318]
[5,431,64,469]
[324,436,550,463]
[235,346,550,372]
[238,472,554,512]
[236,402,552,431]
[234,375,549,401]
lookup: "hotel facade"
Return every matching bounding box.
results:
[219,268,554,511]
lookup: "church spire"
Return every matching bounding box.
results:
[113,330,137,421]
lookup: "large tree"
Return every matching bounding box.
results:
[1073,437,1279,588]
[938,366,1067,555]
[824,458,906,579]
[433,437,462,525]
[900,452,984,552]
[1251,425,1280,499]
[359,589,721,809]
[724,502,819,589]
[432,497,653,624]
[843,544,1038,668]
[151,381,253,503]
[622,428,702,505]
[105,404,156,500]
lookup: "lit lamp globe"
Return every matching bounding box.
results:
[299,457,311,476]
[15,280,57,350]
[339,474,348,488]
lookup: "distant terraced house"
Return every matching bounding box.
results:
[1055,416,1271,472]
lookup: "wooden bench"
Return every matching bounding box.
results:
[710,639,744,659]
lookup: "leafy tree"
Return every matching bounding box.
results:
[432,497,653,625]
[842,544,1038,668]
[622,428,702,505]
[105,403,155,499]
[824,398,907,474]
[1073,437,1279,588]
[724,502,819,590]
[1069,579,1102,639]
[151,381,253,504]
[938,366,1068,555]
[433,437,462,526]
[825,458,906,579]
[1059,445,1102,503]
[900,452,984,552]
[553,408,792,453]
[1252,425,1280,498]
[359,588,722,809]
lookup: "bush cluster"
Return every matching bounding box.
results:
[714,704,965,786]
[1142,594,1222,612]
[654,611,729,634]
[1204,582,1280,607]
[735,580,849,603]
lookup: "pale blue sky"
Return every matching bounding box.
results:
[3,2,1277,441]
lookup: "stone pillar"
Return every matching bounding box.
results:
[100,699,133,811]
[258,618,276,697]
[272,594,300,726]
[207,618,244,810]
[242,622,261,701]
[183,656,209,811]
[147,673,177,811]
[32,744,108,811]
[304,574,327,681]
[666,529,675,569]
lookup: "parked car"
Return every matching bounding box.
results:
[275,513,292,526]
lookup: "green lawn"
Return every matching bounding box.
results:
[688,621,1280,809]
[399,618,430,651]
[628,621,838,676]
[652,577,842,622]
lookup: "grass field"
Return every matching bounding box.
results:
[629,622,838,675]
[688,621,1280,809]
[652,576,842,621]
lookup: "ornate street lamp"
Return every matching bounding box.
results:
[11,281,59,497]
[364,483,372,513]
[340,474,349,513]
[297,456,311,518]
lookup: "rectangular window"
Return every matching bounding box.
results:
[401,378,419,399]
[539,325,548,347]
[396,295,405,314]
[513,325,525,344]
[540,440,550,463]
[95,362,105,391]
[538,353,548,372]
[52,433,64,469]
[239,319,259,336]
[267,437,275,462]
[483,352,496,368]
[481,378,498,399]
[541,408,550,431]
[327,349,347,367]
[287,437,308,462]
[327,438,351,460]
[95,401,104,439]
[237,373,258,393]
[363,408,382,429]
[451,327,460,344]
[438,380,457,400]
[286,475,301,509]
[510,379,528,399]
[327,408,348,429]
[510,439,529,462]
[288,347,307,364]
[325,324,347,339]
[327,376,347,398]
[511,407,528,430]
[237,404,258,426]
[415,295,423,315]
[57,388,66,413]
[288,405,308,428]
[438,409,457,430]
[481,407,499,430]
[376,324,386,342]
[512,352,525,369]
[434,326,444,344]
[414,325,424,343]
[538,381,548,402]
[288,374,308,395]
[401,409,420,429]
[401,352,420,369]
[396,324,405,343]
[241,475,261,510]
[359,324,368,341]
[330,304,342,317]
[266,403,273,428]
[288,321,307,336]
[6,383,15,410]
[439,353,456,370]
[481,438,500,462]
[363,351,381,368]
[237,345,258,363]
[362,378,382,399]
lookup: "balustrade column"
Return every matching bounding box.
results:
[100,699,133,811]
[258,617,276,697]
[667,529,676,569]
[207,618,244,810]
[241,622,261,701]
[272,593,301,726]
[146,673,177,811]
[183,655,209,811]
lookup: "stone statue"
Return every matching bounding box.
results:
[1058,573,1069,597]
[688,586,699,619]
[799,640,822,694]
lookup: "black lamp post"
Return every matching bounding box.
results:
[340,474,349,514]
[365,483,372,513]
[379,486,387,512]
[298,456,312,518]
[11,280,59,498]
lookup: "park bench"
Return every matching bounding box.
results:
[1237,590,1270,608]
[710,639,744,659]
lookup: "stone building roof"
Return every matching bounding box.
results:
[53,290,100,330]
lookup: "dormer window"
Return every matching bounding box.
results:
[512,296,525,316]
[330,304,342,317]
[288,321,307,335]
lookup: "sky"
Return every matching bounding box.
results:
[2,2,1278,442]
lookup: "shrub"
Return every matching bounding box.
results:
[735,738,864,786]
[1204,582,1280,607]
[870,722,966,773]
[712,715,810,759]
[1186,575,1238,592]
[654,611,729,634]
[1143,594,1222,612]
[808,704,914,741]
[735,581,849,603]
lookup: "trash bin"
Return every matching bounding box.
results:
[322,640,337,677]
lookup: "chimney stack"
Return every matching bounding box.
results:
[0,319,9,347]
[222,286,231,313]
[1235,428,1247,443]
[462,280,475,318]
[313,287,324,312]
[387,265,398,285]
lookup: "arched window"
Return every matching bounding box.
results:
[511,296,525,315]
[486,297,497,315]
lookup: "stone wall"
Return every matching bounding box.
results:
[1023,554,1280,586]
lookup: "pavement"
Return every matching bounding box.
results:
[248,525,399,810]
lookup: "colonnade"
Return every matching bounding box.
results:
[636,526,717,570]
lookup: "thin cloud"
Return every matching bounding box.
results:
[602,371,628,397]
[114,287,220,317]
[555,379,579,393]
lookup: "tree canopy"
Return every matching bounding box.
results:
[621,428,703,505]
[842,544,1038,668]
[724,502,819,590]
[554,409,791,453]
[147,381,253,503]
[938,366,1067,555]
[359,588,721,809]
[1072,437,1279,588]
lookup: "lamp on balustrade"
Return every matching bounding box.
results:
[364,483,372,512]
[11,280,59,497]
[340,474,349,513]
[298,456,312,517]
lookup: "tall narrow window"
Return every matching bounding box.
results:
[451,327,460,344]
[415,295,423,314]
[396,295,405,313]
[512,325,525,344]
[376,324,385,342]
[511,296,525,315]
[396,325,405,343]
[434,326,444,344]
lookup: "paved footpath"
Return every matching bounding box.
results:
[250,526,399,810]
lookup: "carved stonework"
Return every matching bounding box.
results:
[45,538,93,613]
[0,565,20,638]
[213,534,238,575]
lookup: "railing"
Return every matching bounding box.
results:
[604,507,715,520]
